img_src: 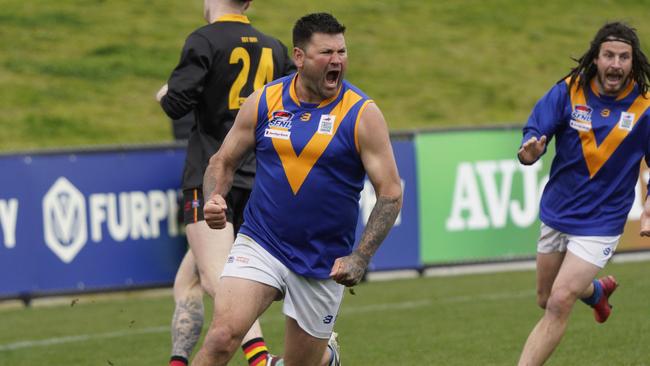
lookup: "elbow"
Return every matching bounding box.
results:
[381,182,403,209]
[160,94,193,120]
[207,150,236,174]
[395,191,404,211]
[207,151,226,170]
[391,185,403,207]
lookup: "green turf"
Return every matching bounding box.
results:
[2,0,650,151]
[1,261,649,365]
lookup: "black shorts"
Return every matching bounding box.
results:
[182,187,251,234]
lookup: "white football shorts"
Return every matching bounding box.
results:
[536,223,619,268]
[221,234,344,339]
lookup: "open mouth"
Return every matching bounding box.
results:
[605,71,624,85]
[325,70,340,87]
[606,74,622,83]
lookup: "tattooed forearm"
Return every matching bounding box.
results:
[171,296,205,359]
[355,194,403,263]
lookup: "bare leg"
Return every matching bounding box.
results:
[167,220,233,362]
[319,340,334,366]
[518,251,602,366]
[185,221,234,298]
[191,277,279,366]
[186,221,266,344]
[282,317,330,366]
[535,252,565,309]
[536,251,599,306]
[171,251,204,360]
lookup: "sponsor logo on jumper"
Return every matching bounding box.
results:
[569,119,592,132]
[569,104,593,132]
[618,112,635,131]
[317,115,336,135]
[268,110,294,129]
[264,128,291,140]
[571,104,593,123]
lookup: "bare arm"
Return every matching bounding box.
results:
[202,89,260,229]
[641,196,650,237]
[329,103,403,286]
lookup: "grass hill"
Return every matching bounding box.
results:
[2,0,650,151]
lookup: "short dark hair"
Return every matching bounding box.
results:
[565,21,650,96]
[292,13,346,49]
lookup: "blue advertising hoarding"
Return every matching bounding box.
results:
[0,147,187,298]
[0,139,419,299]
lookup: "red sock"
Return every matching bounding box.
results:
[170,356,188,366]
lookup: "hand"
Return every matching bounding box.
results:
[203,195,227,229]
[518,135,547,164]
[156,84,168,102]
[329,251,370,287]
[641,198,650,237]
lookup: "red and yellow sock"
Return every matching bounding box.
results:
[242,337,270,366]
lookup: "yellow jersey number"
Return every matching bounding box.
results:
[228,47,274,110]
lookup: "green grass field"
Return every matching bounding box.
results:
[2,0,650,151]
[2,260,649,365]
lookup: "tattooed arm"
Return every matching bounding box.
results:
[202,89,259,229]
[330,102,403,287]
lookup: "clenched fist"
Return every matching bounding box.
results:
[203,195,228,229]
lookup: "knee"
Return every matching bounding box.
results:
[200,278,217,298]
[202,324,242,358]
[545,289,576,317]
[174,279,203,302]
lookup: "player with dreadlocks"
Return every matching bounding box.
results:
[566,22,650,96]
[516,21,650,365]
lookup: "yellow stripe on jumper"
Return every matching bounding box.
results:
[567,79,650,178]
[269,89,362,194]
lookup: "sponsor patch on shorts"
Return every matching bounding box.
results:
[235,256,250,264]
